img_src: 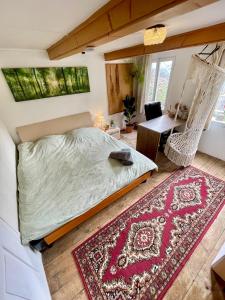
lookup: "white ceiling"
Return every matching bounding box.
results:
[0,0,109,49]
[0,0,225,53]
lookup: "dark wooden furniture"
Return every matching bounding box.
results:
[136,114,184,161]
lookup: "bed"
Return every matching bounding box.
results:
[16,112,157,246]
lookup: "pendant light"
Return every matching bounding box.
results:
[144,24,167,46]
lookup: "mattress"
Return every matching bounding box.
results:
[17,127,157,244]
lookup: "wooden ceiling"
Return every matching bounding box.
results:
[104,22,225,60]
[47,0,216,60]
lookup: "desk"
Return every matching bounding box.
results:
[136,115,184,161]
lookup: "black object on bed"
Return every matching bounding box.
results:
[109,148,133,165]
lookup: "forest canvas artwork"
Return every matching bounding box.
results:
[2,67,90,102]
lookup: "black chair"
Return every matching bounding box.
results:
[144,102,162,121]
[144,102,169,151]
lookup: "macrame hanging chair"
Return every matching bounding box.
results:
[165,51,225,167]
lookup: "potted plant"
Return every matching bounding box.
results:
[123,95,136,133]
[130,63,145,84]
[110,119,115,128]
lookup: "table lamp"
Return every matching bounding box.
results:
[94,112,107,130]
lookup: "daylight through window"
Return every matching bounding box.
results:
[213,81,225,123]
[148,58,174,108]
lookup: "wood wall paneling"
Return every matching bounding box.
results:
[48,14,112,59]
[105,44,145,61]
[48,36,80,60]
[110,0,216,39]
[106,63,133,115]
[109,0,131,30]
[131,0,178,20]
[75,14,112,47]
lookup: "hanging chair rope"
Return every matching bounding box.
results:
[165,52,225,167]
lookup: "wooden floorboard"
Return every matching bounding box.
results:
[43,132,225,300]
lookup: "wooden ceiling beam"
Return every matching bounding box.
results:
[104,22,225,61]
[47,0,217,60]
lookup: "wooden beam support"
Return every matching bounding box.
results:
[47,0,216,60]
[104,22,225,61]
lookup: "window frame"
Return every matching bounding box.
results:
[212,82,225,125]
[148,56,175,109]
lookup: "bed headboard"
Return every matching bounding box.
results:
[16,112,93,142]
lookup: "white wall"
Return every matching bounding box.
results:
[198,121,225,161]
[0,118,18,231]
[0,49,108,142]
[0,47,224,161]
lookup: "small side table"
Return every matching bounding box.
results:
[105,127,120,139]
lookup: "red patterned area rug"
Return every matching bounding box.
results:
[72,167,225,300]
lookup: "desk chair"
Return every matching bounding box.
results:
[144,102,162,121]
[144,102,169,151]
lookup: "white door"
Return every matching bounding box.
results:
[0,219,51,300]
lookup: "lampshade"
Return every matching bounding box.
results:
[144,25,167,46]
[94,112,106,130]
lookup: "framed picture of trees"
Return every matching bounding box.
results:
[2,66,90,102]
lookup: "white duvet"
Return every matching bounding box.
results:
[17,127,157,244]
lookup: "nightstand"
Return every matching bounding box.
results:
[105,127,120,139]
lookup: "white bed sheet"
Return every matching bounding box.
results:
[18,127,157,244]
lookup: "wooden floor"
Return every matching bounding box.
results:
[43,131,225,300]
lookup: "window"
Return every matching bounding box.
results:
[148,58,174,108]
[213,82,225,123]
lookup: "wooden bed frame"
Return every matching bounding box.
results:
[16,112,152,246]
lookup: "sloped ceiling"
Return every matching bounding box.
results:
[97,0,225,53]
[0,0,109,49]
[0,0,225,53]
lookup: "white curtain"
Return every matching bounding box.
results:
[204,43,225,128]
[132,55,152,114]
